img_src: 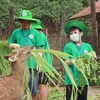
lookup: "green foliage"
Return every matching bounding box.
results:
[94,95,100,100]
[49,86,65,100]
[30,49,86,89]
[27,0,84,22]
[75,51,100,85]
[0,0,24,29]
[0,1,10,28]
[0,40,11,76]
[0,0,89,30]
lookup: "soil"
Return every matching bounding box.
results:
[88,86,100,100]
[49,86,100,100]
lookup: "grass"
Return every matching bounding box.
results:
[49,86,65,100]
[0,40,11,76]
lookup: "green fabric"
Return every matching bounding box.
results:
[30,20,53,71]
[64,20,88,36]
[30,19,43,30]
[15,10,36,21]
[63,42,93,85]
[8,28,44,69]
[40,33,53,71]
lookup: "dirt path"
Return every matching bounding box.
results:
[88,86,100,100]
[49,86,100,100]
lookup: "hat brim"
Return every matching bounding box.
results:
[15,17,37,22]
[31,24,43,30]
[64,20,88,36]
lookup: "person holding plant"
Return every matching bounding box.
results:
[31,19,53,100]
[8,10,44,100]
[63,20,93,100]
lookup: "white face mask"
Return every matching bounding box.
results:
[70,33,80,42]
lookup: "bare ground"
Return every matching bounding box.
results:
[48,86,100,100]
[88,86,100,100]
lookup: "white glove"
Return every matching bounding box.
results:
[9,43,21,49]
[65,59,75,65]
[37,52,43,57]
[36,52,43,72]
[71,59,76,63]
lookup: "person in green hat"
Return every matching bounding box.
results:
[63,20,93,100]
[8,10,44,100]
[31,19,53,100]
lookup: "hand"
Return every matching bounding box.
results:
[65,59,75,65]
[37,52,43,57]
[9,43,21,49]
[65,60,72,65]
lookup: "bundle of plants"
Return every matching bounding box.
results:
[30,49,100,100]
[0,40,11,76]
[29,49,88,100]
[30,49,78,88]
[73,51,100,86]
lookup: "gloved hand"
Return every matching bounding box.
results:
[9,43,21,49]
[65,59,75,65]
[37,52,43,57]
[36,52,44,72]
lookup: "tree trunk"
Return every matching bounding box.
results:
[0,25,3,35]
[60,8,68,76]
[98,21,100,57]
[90,0,98,54]
[60,8,67,50]
[8,7,15,37]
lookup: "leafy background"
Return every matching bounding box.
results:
[0,0,95,33]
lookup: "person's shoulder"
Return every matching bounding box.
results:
[31,29,40,36]
[83,42,92,47]
[64,42,74,52]
[64,42,74,50]
[31,28,39,33]
[83,42,93,51]
[15,28,21,31]
[12,28,21,34]
[65,41,74,46]
[41,32,46,36]
[41,33,47,38]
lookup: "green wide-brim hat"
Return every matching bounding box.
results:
[64,20,88,36]
[31,24,43,30]
[31,19,43,30]
[15,10,36,22]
